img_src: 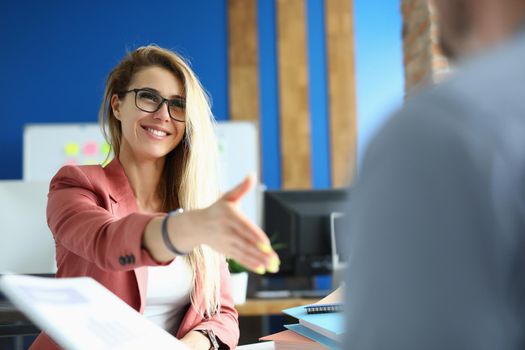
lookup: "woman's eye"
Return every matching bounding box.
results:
[169,98,185,109]
[139,91,160,102]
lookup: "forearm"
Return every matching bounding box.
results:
[180,330,211,350]
[143,197,278,272]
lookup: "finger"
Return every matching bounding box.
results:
[228,241,269,273]
[221,173,256,203]
[228,234,281,273]
[226,205,271,246]
[226,232,270,265]
[226,218,280,272]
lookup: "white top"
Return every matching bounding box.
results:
[143,257,193,333]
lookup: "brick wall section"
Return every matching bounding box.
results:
[402,0,450,94]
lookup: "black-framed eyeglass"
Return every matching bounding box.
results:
[123,88,186,122]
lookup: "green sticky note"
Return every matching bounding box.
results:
[101,142,111,155]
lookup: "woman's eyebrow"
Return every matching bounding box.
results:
[140,86,184,100]
[138,86,158,93]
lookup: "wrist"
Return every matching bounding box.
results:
[166,210,201,252]
[162,209,188,255]
[180,330,212,350]
[194,329,219,350]
[143,216,172,262]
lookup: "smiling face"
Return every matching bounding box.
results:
[111,65,186,162]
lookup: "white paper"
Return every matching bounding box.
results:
[0,274,189,350]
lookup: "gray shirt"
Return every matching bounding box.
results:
[345,30,525,349]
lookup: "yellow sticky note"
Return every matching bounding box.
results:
[64,143,80,156]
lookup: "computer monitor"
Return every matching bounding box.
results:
[263,188,349,277]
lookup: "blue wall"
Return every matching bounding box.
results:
[257,0,281,189]
[354,0,404,163]
[256,0,404,188]
[0,0,228,180]
[0,0,403,188]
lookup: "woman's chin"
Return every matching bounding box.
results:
[133,148,172,162]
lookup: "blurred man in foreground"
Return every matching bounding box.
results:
[345,0,525,349]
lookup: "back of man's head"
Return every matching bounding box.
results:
[434,0,525,60]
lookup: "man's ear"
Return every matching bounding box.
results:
[110,94,121,120]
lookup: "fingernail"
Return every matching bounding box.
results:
[267,257,280,273]
[254,266,266,275]
[257,242,272,253]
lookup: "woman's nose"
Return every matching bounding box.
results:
[153,101,171,122]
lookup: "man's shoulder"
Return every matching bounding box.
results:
[370,90,468,152]
[436,31,525,110]
[389,32,525,143]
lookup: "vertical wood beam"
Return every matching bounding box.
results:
[276,0,312,189]
[228,0,260,121]
[325,0,357,186]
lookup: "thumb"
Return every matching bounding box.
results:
[222,173,256,203]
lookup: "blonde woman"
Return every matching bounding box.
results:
[29,45,279,350]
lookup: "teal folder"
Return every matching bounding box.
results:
[283,304,345,341]
[284,324,341,350]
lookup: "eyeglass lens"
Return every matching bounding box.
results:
[135,90,185,121]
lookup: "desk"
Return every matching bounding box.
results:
[0,300,38,338]
[236,298,317,316]
[237,341,274,350]
[0,300,27,323]
[236,298,317,345]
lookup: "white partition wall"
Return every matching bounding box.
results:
[214,121,260,226]
[23,121,260,225]
[23,124,111,182]
[0,181,56,274]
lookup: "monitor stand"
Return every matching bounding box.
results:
[250,275,331,299]
[330,211,348,289]
[253,288,330,299]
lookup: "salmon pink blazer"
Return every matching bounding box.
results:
[29,158,239,350]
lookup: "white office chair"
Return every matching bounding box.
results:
[0,181,56,274]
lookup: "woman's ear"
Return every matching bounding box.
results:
[110,94,121,120]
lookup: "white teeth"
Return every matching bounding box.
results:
[146,127,167,137]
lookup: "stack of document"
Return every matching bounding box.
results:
[260,288,345,350]
[260,329,327,350]
[0,274,189,350]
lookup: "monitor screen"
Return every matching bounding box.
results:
[263,188,349,276]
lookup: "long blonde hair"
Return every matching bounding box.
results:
[99,45,223,317]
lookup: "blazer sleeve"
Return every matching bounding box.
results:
[193,259,239,349]
[47,165,167,271]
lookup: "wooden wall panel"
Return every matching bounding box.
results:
[276,0,312,189]
[228,0,260,121]
[325,0,357,186]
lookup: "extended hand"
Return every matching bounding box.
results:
[170,174,280,274]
